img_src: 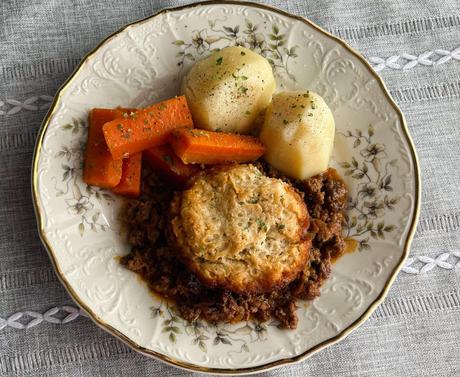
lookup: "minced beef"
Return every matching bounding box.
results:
[120,165,347,329]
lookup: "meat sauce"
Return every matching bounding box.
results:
[120,164,348,329]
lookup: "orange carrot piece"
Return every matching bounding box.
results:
[102,96,193,160]
[112,152,142,197]
[83,108,136,188]
[143,145,200,186]
[169,128,266,165]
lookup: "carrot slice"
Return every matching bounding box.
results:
[83,108,136,188]
[143,144,200,186]
[102,96,193,160]
[169,128,266,165]
[112,152,142,197]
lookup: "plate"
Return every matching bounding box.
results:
[32,1,420,374]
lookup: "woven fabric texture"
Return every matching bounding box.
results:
[1,0,459,376]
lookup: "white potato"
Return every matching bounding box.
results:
[182,46,276,134]
[260,91,335,180]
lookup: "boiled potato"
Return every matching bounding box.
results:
[182,46,276,134]
[260,91,335,180]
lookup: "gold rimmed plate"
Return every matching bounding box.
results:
[32,1,420,374]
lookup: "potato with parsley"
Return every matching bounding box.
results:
[260,91,335,180]
[182,46,276,134]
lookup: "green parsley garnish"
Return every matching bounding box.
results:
[276,223,285,231]
[233,73,248,81]
[247,194,259,204]
[163,154,173,164]
[158,103,167,110]
[245,110,251,116]
[256,218,267,232]
[216,56,223,65]
[117,124,123,131]
[308,113,313,117]
[240,51,246,56]
[239,86,248,94]
[303,93,309,98]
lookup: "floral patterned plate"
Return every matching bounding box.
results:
[32,1,420,374]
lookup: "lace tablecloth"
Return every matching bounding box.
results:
[1,1,459,376]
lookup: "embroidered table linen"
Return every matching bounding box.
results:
[1,0,459,376]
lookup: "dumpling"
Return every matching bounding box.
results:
[182,46,276,134]
[259,91,335,180]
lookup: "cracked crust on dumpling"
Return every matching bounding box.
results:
[169,164,311,294]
